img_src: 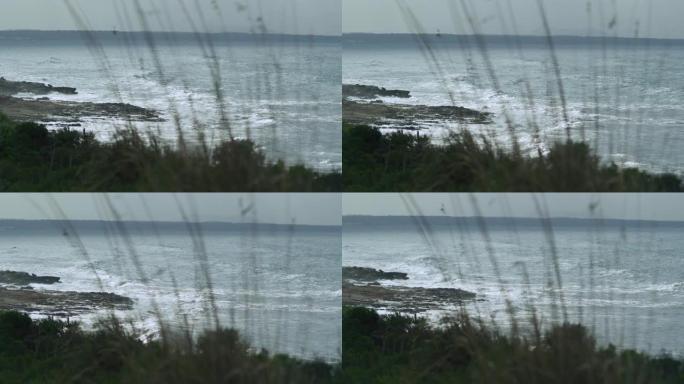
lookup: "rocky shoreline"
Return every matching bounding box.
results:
[0,96,163,125]
[0,270,133,317]
[0,76,163,126]
[343,83,491,129]
[343,84,411,99]
[342,266,408,282]
[342,266,478,313]
[0,270,60,285]
[0,77,77,96]
[0,287,134,317]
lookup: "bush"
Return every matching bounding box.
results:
[0,113,340,192]
[342,124,683,192]
[339,307,684,384]
[0,311,335,384]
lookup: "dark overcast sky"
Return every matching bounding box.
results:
[344,194,684,222]
[344,0,684,39]
[0,194,341,226]
[0,0,340,36]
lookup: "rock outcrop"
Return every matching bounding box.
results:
[0,270,134,317]
[0,286,133,316]
[343,265,478,313]
[343,266,408,282]
[342,83,491,129]
[343,98,491,129]
[343,282,477,313]
[0,76,163,125]
[0,77,77,96]
[0,95,163,124]
[0,270,60,285]
[343,84,411,99]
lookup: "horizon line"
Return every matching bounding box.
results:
[342,32,684,42]
[0,29,340,38]
[0,218,339,228]
[343,214,684,224]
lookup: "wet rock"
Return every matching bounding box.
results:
[343,266,408,282]
[343,84,411,99]
[0,77,77,96]
[343,98,491,128]
[0,286,134,316]
[0,95,163,124]
[343,281,477,313]
[0,270,60,285]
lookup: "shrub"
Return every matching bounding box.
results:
[0,113,340,192]
[339,307,684,384]
[0,311,335,384]
[342,124,683,192]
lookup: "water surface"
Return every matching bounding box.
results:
[0,220,341,362]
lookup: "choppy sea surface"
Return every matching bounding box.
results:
[0,220,341,362]
[344,35,684,175]
[343,216,684,357]
[0,31,341,171]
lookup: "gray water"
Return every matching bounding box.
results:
[343,216,684,357]
[344,35,684,175]
[0,31,341,171]
[0,220,341,362]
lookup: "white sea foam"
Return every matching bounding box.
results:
[1,38,341,170]
[344,223,684,356]
[345,42,684,174]
[0,226,341,361]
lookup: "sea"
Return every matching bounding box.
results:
[0,220,341,362]
[0,31,341,171]
[344,34,684,175]
[343,216,684,357]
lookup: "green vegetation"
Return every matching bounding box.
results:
[0,113,341,192]
[343,124,683,192]
[340,307,684,384]
[0,311,336,384]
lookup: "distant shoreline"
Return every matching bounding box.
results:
[343,32,684,44]
[342,215,684,227]
[0,219,340,231]
[0,29,340,42]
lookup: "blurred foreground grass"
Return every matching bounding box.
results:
[0,311,336,384]
[339,307,684,384]
[0,113,341,192]
[343,124,682,192]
